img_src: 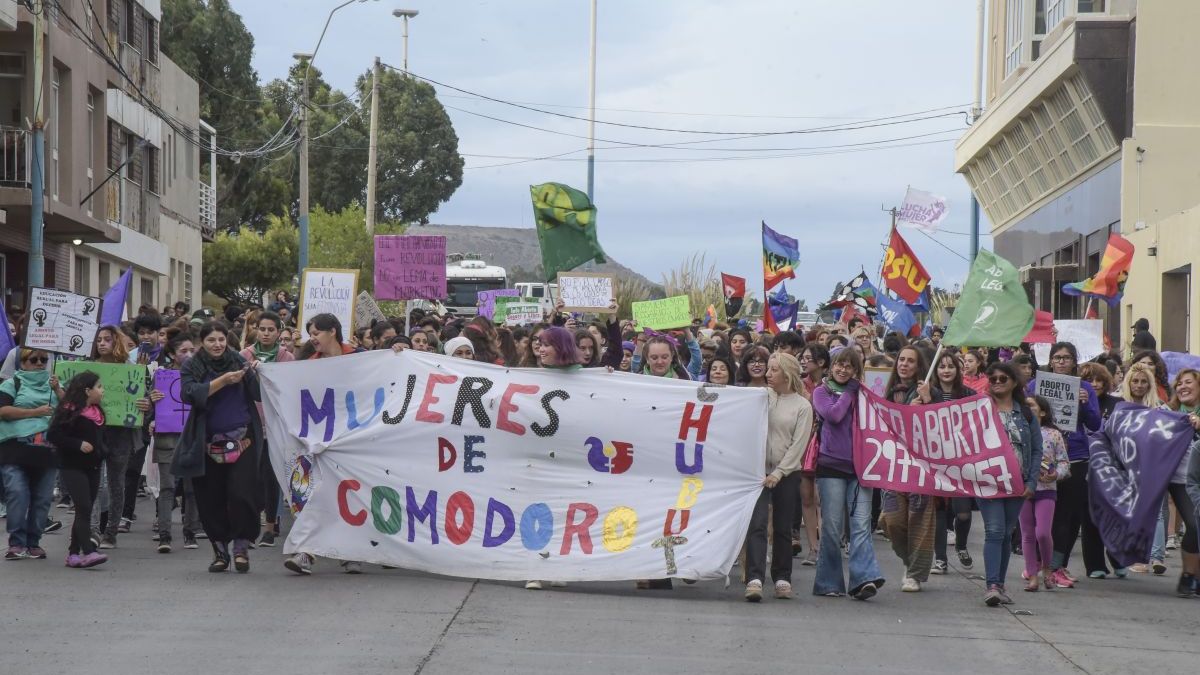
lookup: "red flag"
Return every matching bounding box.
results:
[882,229,932,304]
[721,273,746,317]
[1022,310,1056,344]
[839,304,871,327]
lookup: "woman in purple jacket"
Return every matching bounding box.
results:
[1024,342,1104,587]
[811,347,885,600]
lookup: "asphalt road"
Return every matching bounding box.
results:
[2,495,1197,675]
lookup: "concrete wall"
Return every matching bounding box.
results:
[1118,1,1200,354]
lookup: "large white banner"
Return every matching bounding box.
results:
[1033,319,1105,364]
[260,350,767,582]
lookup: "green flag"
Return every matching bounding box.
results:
[942,249,1034,347]
[530,182,606,281]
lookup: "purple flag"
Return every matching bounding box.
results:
[0,295,15,364]
[1088,402,1194,567]
[100,267,133,327]
[1162,351,1200,388]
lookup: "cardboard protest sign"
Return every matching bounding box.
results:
[1033,320,1104,364]
[54,361,146,428]
[297,269,358,343]
[152,368,190,434]
[374,235,447,301]
[1088,403,1194,567]
[477,289,520,321]
[23,287,102,356]
[853,387,1026,498]
[503,302,543,326]
[260,349,767,581]
[557,273,615,313]
[1035,371,1081,431]
[354,291,387,330]
[863,367,890,398]
[632,295,691,331]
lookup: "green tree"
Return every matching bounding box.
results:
[308,205,405,294]
[202,219,298,305]
[355,69,464,224]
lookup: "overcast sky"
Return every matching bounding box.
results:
[231,0,994,306]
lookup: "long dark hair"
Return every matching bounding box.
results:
[51,371,101,429]
[705,353,737,385]
[1030,394,1060,433]
[986,361,1034,422]
[306,313,344,344]
[735,345,770,386]
[932,351,970,398]
[1131,349,1169,391]
[885,346,928,399]
[1047,341,1079,376]
[575,329,602,368]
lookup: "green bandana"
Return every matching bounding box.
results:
[252,342,281,363]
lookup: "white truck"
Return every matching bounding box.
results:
[443,255,508,316]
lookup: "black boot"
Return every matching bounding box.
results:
[209,541,230,573]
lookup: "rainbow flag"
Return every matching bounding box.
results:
[704,304,718,329]
[1063,234,1135,306]
[762,221,799,291]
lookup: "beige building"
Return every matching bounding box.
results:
[0,0,214,321]
[955,1,1199,353]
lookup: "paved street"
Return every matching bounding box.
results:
[3,495,1197,675]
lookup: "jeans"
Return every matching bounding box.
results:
[156,461,201,541]
[1151,498,1168,562]
[1,464,58,549]
[814,476,883,595]
[745,472,800,584]
[979,496,1024,588]
[90,449,130,537]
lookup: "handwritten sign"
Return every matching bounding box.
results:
[152,369,190,433]
[354,291,387,330]
[23,287,103,356]
[477,288,520,321]
[54,361,146,428]
[1035,371,1080,431]
[297,269,358,343]
[493,296,538,325]
[503,302,543,326]
[557,273,615,313]
[374,235,446,301]
[632,295,692,331]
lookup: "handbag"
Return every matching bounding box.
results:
[801,417,823,473]
[207,427,250,464]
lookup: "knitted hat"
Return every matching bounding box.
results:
[444,336,474,357]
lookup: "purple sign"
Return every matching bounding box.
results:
[373,235,447,301]
[478,288,520,320]
[153,369,190,434]
[1162,351,1200,388]
[1088,402,1193,567]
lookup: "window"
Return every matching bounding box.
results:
[86,92,94,216]
[1005,0,1025,77]
[51,67,60,200]
[74,256,90,296]
[98,261,111,291]
[1078,1,1105,13]
[140,278,155,309]
[1044,0,1067,34]
[184,263,193,306]
[145,17,158,65]
[145,144,159,194]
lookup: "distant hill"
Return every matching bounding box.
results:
[416,224,663,295]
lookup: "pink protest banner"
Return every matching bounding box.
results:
[852,387,1025,498]
[152,368,190,434]
[373,235,447,301]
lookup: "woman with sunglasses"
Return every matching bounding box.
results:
[0,349,62,560]
[917,350,978,575]
[1026,342,1103,586]
[880,346,935,592]
[981,362,1041,606]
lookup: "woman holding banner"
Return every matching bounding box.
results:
[1164,370,1200,598]
[919,351,978,575]
[880,346,935,592]
[981,362,1042,606]
[793,344,830,566]
[0,348,61,560]
[812,347,886,600]
[1122,364,1170,574]
[176,322,262,574]
[1029,342,1104,586]
[240,312,294,549]
[743,353,813,601]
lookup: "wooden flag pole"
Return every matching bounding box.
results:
[924,342,944,385]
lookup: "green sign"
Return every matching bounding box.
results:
[493,296,539,324]
[54,361,147,428]
[632,295,692,331]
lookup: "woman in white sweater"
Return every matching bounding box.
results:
[744,352,814,602]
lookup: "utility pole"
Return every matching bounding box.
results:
[365,56,380,233]
[294,52,312,277]
[393,9,420,73]
[968,0,985,264]
[28,0,45,289]
[586,0,597,202]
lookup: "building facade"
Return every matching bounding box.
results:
[954,1,1199,353]
[0,0,214,322]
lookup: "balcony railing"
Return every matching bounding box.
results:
[0,126,30,187]
[199,181,216,240]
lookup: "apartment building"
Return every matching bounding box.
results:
[954,1,1200,353]
[0,0,215,321]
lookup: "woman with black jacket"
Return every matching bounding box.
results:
[47,372,109,568]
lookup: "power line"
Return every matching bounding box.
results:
[916,229,971,262]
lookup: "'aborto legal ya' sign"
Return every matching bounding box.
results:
[258,350,767,582]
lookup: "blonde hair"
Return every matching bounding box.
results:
[1121,363,1162,407]
[769,352,804,394]
[852,325,876,355]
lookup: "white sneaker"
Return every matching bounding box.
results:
[284,552,313,575]
[524,580,543,590]
[745,579,763,602]
[774,580,793,599]
[902,577,921,592]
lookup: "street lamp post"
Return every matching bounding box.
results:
[392,9,419,73]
